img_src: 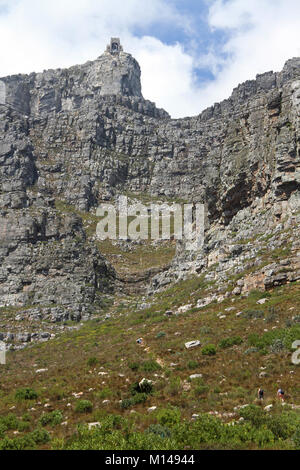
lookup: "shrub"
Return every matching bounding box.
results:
[96,387,113,399]
[139,379,153,394]
[30,428,51,444]
[146,424,171,439]
[15,388,38,400]
[269,338,285,353]
[219,336,243,349]
[165,376,181,396]
[120,393,148,409]
[87,357,99,367]
[130,379,153,395]
[248,325,300,351]
[202,344,216,356]
[39,410,63,427]
[239,405,266,428]
[75,400,93,413]
[17,421,31,432]
[0,413,19,430]
[267,412,300,440]
[293,425,300,448]
[242,309,264,320]
[187,360,199,370]
[128,362,140,371]
[194,384,209,397]
[157,407,181,428]
[142,360,161,372]
[199,326,212,335]
[156,332,166,339]
[120,398,133,410]
[0,428,50,450]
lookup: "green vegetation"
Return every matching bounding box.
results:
[202,344,217,356]
[75,400,93,413]
[15,388,38,401]
[0,273,300,450]
[39,410,63,427]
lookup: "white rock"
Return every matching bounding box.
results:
[177,304,192,314]
[264,405,273,412]
[257,298,268,304]
[189,374,203,380]
[185,340,201,349]
[88,422,101,430]
[148,406,157,413]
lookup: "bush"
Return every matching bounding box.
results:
[128,362,140,371]
[130,379,153,395]
[239,405,266,428]
[156,332,166,339]
[165,376,181,396]
[17,421,31,432]
[187,360,198,370]
[202,344,216,356]
[267,412,300,440]
[270,339,285,353]
[194,384,209,397]
[30,428,51,444]
[142,360,161,372]
[219,336,243,349]
[0,428,50,450]
[248,325,300,351]
[0,413,19,430]
[75,400,93,413]
[120,398,133,410]
[242,309,264,320]
[146,424,171,439]
[87,357,99,367]
[15,388,38,400]
[120,393,148,409]
[157,407,181,428]
[293,425,300,448]
[39,410,63,427]
[96,387,113,399]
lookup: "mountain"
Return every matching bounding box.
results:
[0,39,300,450]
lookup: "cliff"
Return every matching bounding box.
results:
[0,40,300,347]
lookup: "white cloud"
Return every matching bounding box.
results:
[0,0,300,118]
[193,0,300,113]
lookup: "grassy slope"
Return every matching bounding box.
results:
[0,275,300,449]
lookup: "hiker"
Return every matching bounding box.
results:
[277,388,285,402]
[258,388,264,401]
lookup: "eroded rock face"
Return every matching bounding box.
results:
[0,42,300,325]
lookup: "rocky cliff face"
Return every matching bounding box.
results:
[0,41,300,347]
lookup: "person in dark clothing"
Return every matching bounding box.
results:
[277,388,285,401]
[258,388,264,400]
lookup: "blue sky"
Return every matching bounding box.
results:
[0,0,300,117]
